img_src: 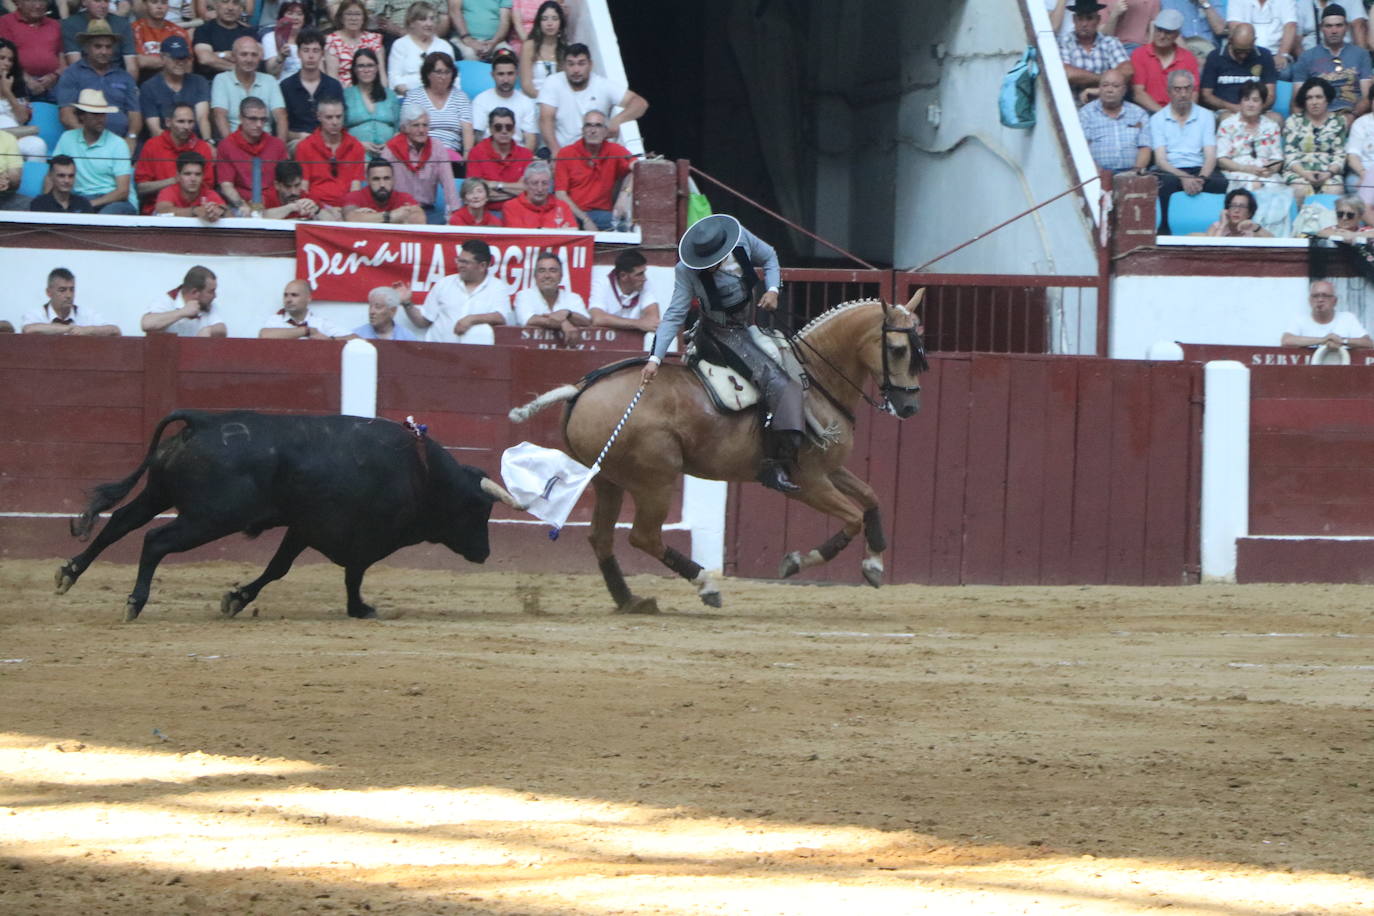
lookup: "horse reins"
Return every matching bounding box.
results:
[783,310,927,416]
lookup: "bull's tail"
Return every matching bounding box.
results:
[508,384,580,424]
[70,411,195,540]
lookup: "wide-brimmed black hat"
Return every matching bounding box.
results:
[1066,0,1107,13]
[679,214,741,270]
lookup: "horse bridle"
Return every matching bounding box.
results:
[789,308,928,416]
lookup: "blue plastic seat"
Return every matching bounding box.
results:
[1272,81,1294,118]
[1163,191,1226,235]
[29,101,63,152]
[18,159,47,198]
[457,59,495,97]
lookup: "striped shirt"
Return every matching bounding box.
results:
[403,86,472,155]
[1079,99,1153,171]
[1058,32,1130,75]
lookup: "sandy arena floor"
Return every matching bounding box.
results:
[1,556,1372,915]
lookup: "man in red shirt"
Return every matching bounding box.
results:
[215,96,288,214]
[342,159,425,223]
[0,0,63,101]
[500,159,577,229]
[293,96,364,209]
[1130,8,1199,113]
[135,103,214,212]
[154,150,227,220]
[554,110,633,231]
[464,105,532,212]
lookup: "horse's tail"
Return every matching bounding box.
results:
[508,384,581,423]
[70,410,195,540]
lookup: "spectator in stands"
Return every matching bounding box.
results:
[131,0,188,79]
[1291,5,1371,123]
[382,102,459,222]
[500,156,573,227]
[259,278,350,339]
[387,1,453,94]
[1346,87,1374,206]
[141,36,210,139]
[0,37,46,160]
[0,0,64,102]
[1131,9,1199,113]
[1200,23,1278,119]
[50,89,135,213]
[1217,80,1285,191]
[588,248,659,333]
[21,267,120,335]
[555,110,631,230]
[447,174,498,224]
[0,118,26,208]
[465,105,531,210]
[402,50,470,157]
[507,0,561,56]
[1227,0,1298,73]
[212,37,287,140]
[518,0,566,100]
[1058,0,1131,105]
[1315,193,1374,238]
[1160,0,1228,58]
[263,1,306,79]
[294,95,364,206]
[261,159,339,218]
[28,153,93,212]
[344,47,397,158]
[1296,0,1366,52]
[1284,76,1347,204]
[1280,279,1373,347]
[372,0,450,44]
[401,237,512,344]
[538,43,646,152]
[141,264,227,337]
[352,285,416,339]
[135,101,213,211]
[342,157,423,221]
[57,21,139,147]
[451,0,512,63]
[1150,69,1226,232]
[1079,67,1153,173]
[1102,0,1160,51]
[471,48,535,145]
[512,249,588,343]
[325,0,386,88]
[61,0,135,74]
[1205,187,1275,235]
[216,96,289,213]
[193,0,255,79]
[280,29,343,145]
[153,149,226,218]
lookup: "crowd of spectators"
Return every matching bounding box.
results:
[1063,0,1374,235]
[0,0,647,228]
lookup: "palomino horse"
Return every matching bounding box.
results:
[509,292,929,612]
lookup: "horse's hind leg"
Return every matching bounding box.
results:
[778,477,866,582]
[828,467,887,587]
[589,478,655,613]
[626,485,722,609]
[56,486,172,595]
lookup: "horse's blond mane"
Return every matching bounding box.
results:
[798,297,899,339]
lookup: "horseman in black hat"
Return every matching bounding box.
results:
[640,214,805,494]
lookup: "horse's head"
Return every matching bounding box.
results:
[872,289,929,418]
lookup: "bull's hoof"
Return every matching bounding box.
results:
[615,595,659,615]
[54,562,77,595]
[779,551,803,579]
[122,600,142,623]
[861,558,884,588]
[221,589,248,617]
[348,604,378,619]
[699,589,722,608]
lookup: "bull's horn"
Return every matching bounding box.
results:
[905,288,926,311]
[481,476,526,509]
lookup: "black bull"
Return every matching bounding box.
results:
[56,410,522,621]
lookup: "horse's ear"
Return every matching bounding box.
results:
[905,287,926,313]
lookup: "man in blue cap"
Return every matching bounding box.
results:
[641,215,803,494]
[140,35,211,139]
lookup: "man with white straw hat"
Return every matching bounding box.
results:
[49,87,136,213]
[640,214,802,494]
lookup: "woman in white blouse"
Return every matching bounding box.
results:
[387,2,454,95]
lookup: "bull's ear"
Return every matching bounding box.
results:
[480,476,525,509]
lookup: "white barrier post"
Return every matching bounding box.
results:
[681,476,727,571]
[1201,360,1250,582]
[340,338,378,418]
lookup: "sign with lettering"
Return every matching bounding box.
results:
[295,225,595,304]
[1179,344,1374,366]
[492,326,646,351]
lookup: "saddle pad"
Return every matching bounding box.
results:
[693,360,760,413]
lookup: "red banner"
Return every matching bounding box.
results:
[295,225,595,304]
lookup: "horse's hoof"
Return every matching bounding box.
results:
[348,604,379,619]
[779,551,802,579]
[122,600,142,623]
[54,563,77,595]
[221,589,247,617]
[699,589,722,609]
[861,560,884,588]
[616,595,659,615]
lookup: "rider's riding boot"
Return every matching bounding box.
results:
[758,430,802,494]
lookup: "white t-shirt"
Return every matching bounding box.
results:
[19,302,112,329]
[1228,0,1299,55]
[261,32,301,81]
[587,268,657,321]
[512,286,589,326]
[536,71,628,148]
[1286,310,1369,339]
[1346,112,1374,168]
[259,307,346,337]
[422,272,513,344]
[388,34,456,94]
[471,87,538,138]
[147,291,220,337]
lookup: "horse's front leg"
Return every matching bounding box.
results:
[777,477,866,581]
[627,486,721,609]
[828,467,887,587]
